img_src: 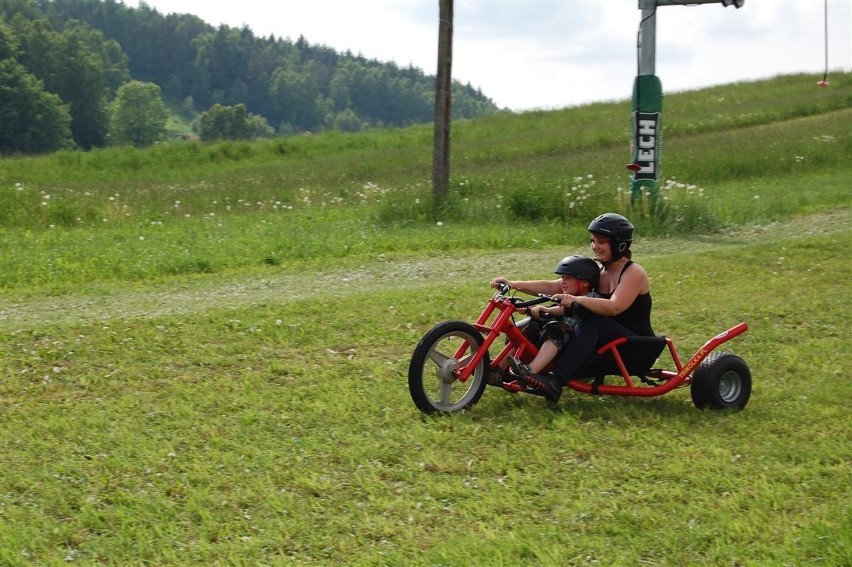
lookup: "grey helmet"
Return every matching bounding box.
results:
[588,213,634,260]
[554,255,600,289]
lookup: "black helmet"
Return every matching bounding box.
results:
[588,213,634,260]
[554,255,600,288]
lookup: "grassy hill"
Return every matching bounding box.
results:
[0,72,850,565]
[1,72,850,291]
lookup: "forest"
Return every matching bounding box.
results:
[0,0,500,153]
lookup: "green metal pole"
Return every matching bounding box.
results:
[629,0,744,202]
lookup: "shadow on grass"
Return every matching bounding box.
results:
[467,386,746,425]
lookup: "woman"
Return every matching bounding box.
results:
[511,213,654,402]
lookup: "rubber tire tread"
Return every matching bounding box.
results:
[691,351,752,410]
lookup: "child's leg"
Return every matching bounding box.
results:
[529,339,559,373]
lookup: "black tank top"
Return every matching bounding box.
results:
[597,261,654,336]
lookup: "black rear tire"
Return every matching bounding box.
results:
[408,321,490,414]
[691,352,751,410]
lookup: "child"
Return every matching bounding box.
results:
[489,255,600,389]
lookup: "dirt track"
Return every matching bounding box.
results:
[2,210,849,330]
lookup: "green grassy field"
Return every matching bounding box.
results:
[1,73,851,565]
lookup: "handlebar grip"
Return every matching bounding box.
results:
[514,295,555,308]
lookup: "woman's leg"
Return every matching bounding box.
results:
[550,315,635,383]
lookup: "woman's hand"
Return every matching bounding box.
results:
[490,277,510,289]
[553,294,576,307]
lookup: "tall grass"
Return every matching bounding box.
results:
[1,72,850,291]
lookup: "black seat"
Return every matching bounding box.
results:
[573,335,668,381]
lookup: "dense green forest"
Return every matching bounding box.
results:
[0,0,499,153]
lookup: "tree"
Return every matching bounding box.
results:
[197,102,272,141]
[328,61,353,110]
[198,102,245,140]
[0,14,18,59]
[270,62,321,131]
[0,59,71,153]
[12,17,129,149]
[110,80,167,147]
[331,109,363,133]
[245,112,274,138]
[58,22,112,149]
[0,18,71,153]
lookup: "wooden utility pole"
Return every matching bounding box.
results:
[433,0,453,208]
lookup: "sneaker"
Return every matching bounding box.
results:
[523,372,563,404]
[507,356,532,378]
[508,356,562,403]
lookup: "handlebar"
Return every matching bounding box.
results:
[515,295,556,308]
[493,283,558,309]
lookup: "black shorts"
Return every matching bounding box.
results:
[541,319,576,349]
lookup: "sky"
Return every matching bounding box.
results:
[125,0,852,112]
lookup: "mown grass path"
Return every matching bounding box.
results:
[2,209,850,566]
[2,209,849,330]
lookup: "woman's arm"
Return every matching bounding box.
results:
[555,263,649,316]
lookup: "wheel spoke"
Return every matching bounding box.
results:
[457,352,475,372]
[439,381,453,405]
[427,346,451,367]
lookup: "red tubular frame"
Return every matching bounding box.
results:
[565,322,749,396]
[453,290,748,398]
[450,295,543,383]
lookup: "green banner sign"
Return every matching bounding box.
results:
[630,74,663,200]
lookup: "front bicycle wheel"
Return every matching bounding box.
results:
[408,321,490,414]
